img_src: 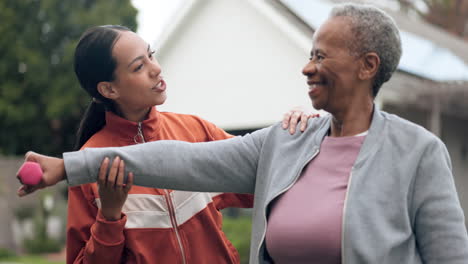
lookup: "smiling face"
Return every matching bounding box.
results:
[302,17,364,113]
[100,31,167,118]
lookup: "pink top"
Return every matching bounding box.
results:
[266,134,366,264]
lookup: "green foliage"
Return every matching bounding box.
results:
[222,215,252,264]
[14,204,36,220]
[0,0,137,155]
[0,247,16,258]
[23,237,61,254]
[23,192,63,254]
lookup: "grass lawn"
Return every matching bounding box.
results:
[0,255,64,264]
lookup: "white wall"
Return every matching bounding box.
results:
[155,0,313,130]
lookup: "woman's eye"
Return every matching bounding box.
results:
[134,64,143,72]
[309,54,323,62]
[149,50,156,59]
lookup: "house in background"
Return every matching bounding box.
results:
[153,0,468,215]
[155,0,319,131]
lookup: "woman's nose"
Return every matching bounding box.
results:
[302,60,317,76]
[149,61,162,77]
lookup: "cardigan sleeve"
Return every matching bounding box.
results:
[63,126,270,194]
[201,118,255,209]
[412,138,468,263]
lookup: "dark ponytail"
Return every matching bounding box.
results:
[73,25,131,150]
[74,101,106,150]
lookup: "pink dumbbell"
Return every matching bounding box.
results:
[17,161,43,185]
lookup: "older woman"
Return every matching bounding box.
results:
[18,3,468,264]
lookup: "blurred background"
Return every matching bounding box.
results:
[1,0,467,263]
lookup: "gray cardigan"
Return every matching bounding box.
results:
[64,109,468,263]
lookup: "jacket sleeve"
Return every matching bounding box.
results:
[412,138,468,263]
[63,127,270,194]
[201,118,234,141]
[212,193,254,210]
[67,185,127,264]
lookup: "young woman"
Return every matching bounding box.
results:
[63,25,313,263]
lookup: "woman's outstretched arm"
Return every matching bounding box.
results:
[18,127,269,196]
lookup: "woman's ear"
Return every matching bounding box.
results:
[359,52,380,81]
[97,81,119,100]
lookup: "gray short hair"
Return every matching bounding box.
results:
[330,3,402,97]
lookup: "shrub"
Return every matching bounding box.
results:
[23,237,61,254]
[0,247,16,259]
[222,215,252,264]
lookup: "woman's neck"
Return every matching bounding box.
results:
[329,100,373,137]
[117,106,152,123]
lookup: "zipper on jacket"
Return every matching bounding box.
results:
[256,148,320,261]
[131,123,186,263]
[341,168,354,264]
[164,190,187,264]
[134,122,146,144]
